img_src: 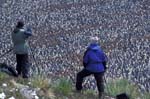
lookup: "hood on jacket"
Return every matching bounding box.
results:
[88,43,101,51]
[13,28,20,33]
[13,28,24,33]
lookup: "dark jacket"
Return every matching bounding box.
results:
[83,43,107,73]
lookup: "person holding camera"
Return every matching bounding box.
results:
[11,21,32,78]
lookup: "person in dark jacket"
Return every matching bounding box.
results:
[11,21,32,78]
[76,39,107,99]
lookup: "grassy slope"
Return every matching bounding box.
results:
[0,72,113,99]
[0,72,149,99]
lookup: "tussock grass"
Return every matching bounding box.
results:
[30,75,50,89]
[1,71,149,99]
[105,78,141,99]
[83,89,96,96]
[0,72,9,81]
[142,92,150,99]
[53,78,72,96]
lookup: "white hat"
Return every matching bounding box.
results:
[90,36,99,43]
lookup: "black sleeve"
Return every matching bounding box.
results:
[83,62,87,68]
[83,50,88,68]
[102,61,107,70]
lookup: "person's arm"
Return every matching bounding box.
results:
[24,27,32,38]
[102,61,107,70]
[83,50,89,68]
[102,53,108,70]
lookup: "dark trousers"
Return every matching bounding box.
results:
[76,69,104,93]
[16,54,30,78]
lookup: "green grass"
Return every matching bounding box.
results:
[30,75,50,89]
[14,77,30,85]
[142,92,150,99]
[105,78,141,99]
[1,70,149,99]
[53,78,72,96]
[0,72,9,81]
[83,89,96,96]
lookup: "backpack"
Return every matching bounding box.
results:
[0,63,18,77]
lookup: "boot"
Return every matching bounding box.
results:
[99,92,104,99]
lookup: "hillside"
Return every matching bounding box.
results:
[0,0,150,95]
[0,71,115,99]
[1,69,150,99]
